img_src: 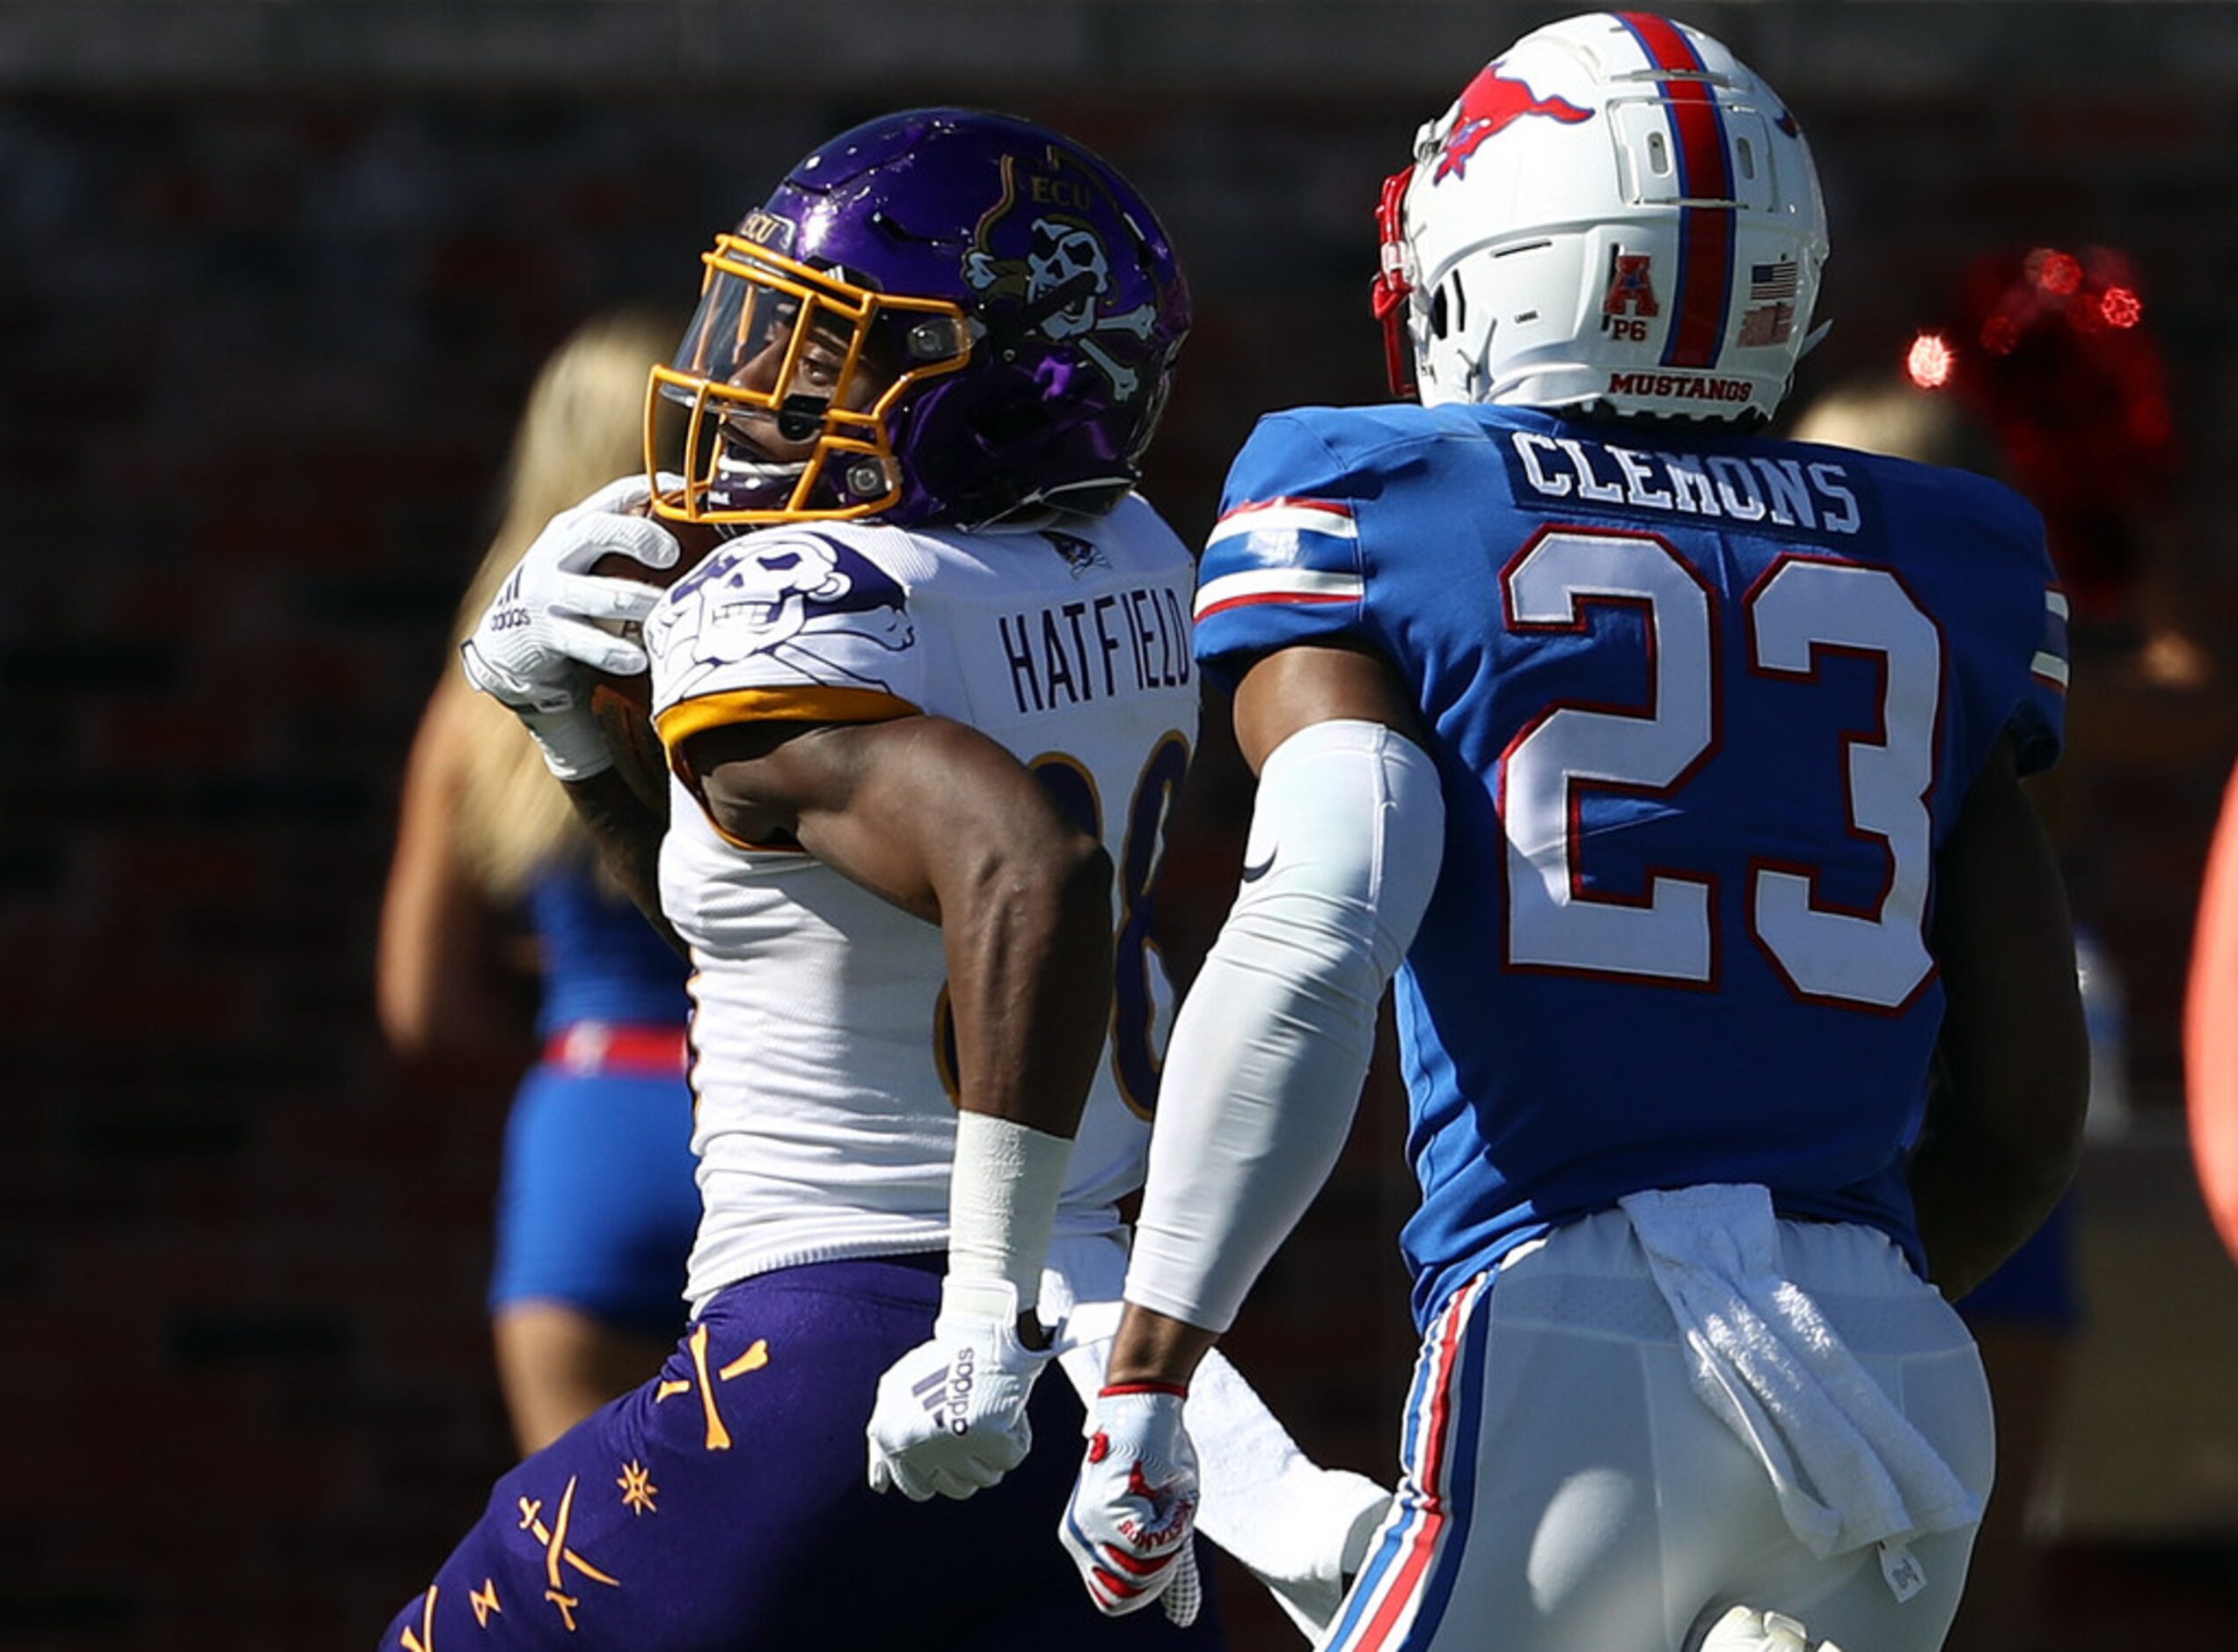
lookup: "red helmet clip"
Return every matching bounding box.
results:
[1371,166,1418,399]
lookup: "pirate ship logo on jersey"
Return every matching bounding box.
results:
[962,152,1159,400]
[663,534,913,698]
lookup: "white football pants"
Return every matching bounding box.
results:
[1321,1210,1993,1652]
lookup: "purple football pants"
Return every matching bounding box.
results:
[381,1254,1224,1649]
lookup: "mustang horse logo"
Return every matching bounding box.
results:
[1434,64,1594,183]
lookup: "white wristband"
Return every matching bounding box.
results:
[948,1111,1072,1312]
[520,704,615,782]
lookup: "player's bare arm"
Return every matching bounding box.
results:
[1230,638,1431,771]
[558,766,684,956]
[1912,733,2088,1300]
[683,711,1116,1147]
[688,709,1120,1504]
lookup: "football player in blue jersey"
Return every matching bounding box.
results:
[1061,15,2088,1652]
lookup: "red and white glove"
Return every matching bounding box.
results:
[1062,1384,1203,1626]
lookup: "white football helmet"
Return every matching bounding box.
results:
[1373,11,1828,425]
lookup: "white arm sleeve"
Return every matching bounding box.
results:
[1124,718,1444,1332]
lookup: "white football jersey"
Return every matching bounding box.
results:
[644,495,1198,1309]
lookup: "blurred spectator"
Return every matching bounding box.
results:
[1905,245,2211,686]
[2187,757,2238,1268]
[377,310,698,1453]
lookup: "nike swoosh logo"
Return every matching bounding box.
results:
[1240,852,1275,882]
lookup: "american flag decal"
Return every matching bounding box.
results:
[1750,259,1799,301]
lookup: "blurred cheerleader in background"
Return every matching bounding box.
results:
[377,310,698,1453]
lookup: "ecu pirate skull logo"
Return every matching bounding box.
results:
[963,154,1158,399]
[661,535,915,699]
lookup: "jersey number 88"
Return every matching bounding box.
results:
[933,733,1191,1115]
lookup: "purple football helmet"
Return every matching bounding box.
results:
[646,109,1191,529]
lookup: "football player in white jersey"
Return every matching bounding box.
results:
[389,110,1384,1650]
[1062,16,2087,1652]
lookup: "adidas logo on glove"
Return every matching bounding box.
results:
[911,1347,976,1436]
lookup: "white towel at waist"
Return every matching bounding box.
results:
[1618,1184,1981,1594]
[1042,1232,1391,1641]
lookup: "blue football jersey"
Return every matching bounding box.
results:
[1196,402,2067,1327]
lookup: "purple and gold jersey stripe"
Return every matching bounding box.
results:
[1618,11,1738,371]
[2032,588,2070,693]
[655,684,921,749]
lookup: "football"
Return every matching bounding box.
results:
[586,509,728,810]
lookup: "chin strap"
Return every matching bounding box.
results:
[1371,166,1419,400]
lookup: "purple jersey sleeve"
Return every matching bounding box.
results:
[1193,413,1378,683]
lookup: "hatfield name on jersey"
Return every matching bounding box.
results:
[1507,428,1866,538]
[993,584,1193,716]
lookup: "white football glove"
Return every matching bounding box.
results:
[1062,1384,1203,1626]
[1698,1605,1844,1652]
[867,1277,1054,1502]
[457,474,680,778]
